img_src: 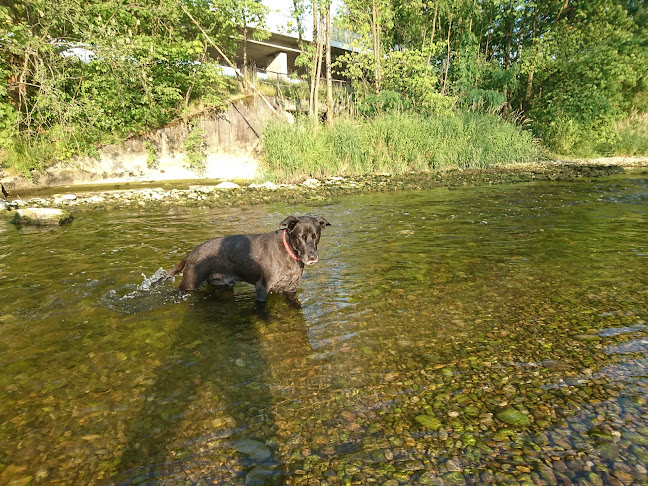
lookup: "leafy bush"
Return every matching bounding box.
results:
[183,121,207,175]
[604,113,648,156]
[0,1,233,173]
[463,88,507,114]
[2,136,51,178]
[357,90,410,117]
[144,141,159,169]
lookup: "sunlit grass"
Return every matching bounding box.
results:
[609,112,648,156]
[260,111,542,182]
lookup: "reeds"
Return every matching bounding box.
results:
[260,111,542,182]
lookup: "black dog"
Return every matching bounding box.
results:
[156,216,330,301]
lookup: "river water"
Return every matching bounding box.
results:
[1,172,647,485]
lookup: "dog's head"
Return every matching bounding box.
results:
[280,215,330,265]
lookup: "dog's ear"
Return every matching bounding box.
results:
[316,217,331,230]
[280,215,299,231]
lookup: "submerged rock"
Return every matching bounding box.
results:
[245,466,277,486]
[10,208,74,226]
[496,407,531,427]
[231,439,272,462]
[415,414,442,430]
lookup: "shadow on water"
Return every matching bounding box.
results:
[108,238,311,485]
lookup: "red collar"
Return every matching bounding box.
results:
[282,229,301,261]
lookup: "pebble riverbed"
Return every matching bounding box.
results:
[1,164,647,485]
[0,163,635,213]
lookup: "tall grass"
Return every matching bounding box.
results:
[260,111,541,182]
[540,112,648,157]
[607,113,648,156]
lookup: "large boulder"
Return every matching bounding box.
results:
[10,208,74,226]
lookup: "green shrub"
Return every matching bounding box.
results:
[539,113,648,157]
[606,114,648,156]
[357,90,411,117]
[183,121,207,175]
[2,136,52,178]
[144,141,159,169]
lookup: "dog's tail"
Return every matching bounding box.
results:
[151,257,187,287]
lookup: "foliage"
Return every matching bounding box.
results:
[0,0,241,173]
[0,56,14,148]
[2,138,49,178]
[522,2,646,153]
[337,0,648,156]
[597,112,648,157]
[144,141,159,169]
[357,89,410,116]
[183,120,207,175]
[2,0,646,172]
[261,111,540,182]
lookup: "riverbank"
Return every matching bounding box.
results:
[2,159,647,214]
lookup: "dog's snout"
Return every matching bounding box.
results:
[303,252,319,265]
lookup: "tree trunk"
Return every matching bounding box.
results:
[557,0,569,21]
[504,16,512,70]
[484,7,492,61]
[441,0,456,95]
[292,0,304,43]
[431,0,438,44]
[371,0,381,93]
[292,0,309,113]
[524,8,538,110]
[468,0,475,32]
[242,10,248,86]
[309,0,319,118]
[325,1,333,127]
[313,0,318,42]
[425,0,439,72]
[311,7,324,127]
[503,12,514,115]
[422,6,428,50]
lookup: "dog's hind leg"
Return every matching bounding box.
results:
[254,278,269,302]
[178,263,204,291]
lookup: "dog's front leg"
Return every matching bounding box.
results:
[255,278,269,302]
[283,291,302,308]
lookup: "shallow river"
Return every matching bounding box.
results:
[1,172,647,485]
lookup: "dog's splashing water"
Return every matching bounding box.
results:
[101,268,186,314]
[137,267,167,291]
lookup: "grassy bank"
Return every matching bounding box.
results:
[608,113,648,156]
[260,112,542,183]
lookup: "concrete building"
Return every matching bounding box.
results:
[216,27,362,82]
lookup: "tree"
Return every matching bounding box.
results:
[524,2,645,149]
[325,0,334,126]
[234,0,269,84]
[310,0,324,122]
[0,0,250,166]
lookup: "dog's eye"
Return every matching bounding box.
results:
[302,235,308,241]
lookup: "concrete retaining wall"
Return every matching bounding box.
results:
[1,94,284,191]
